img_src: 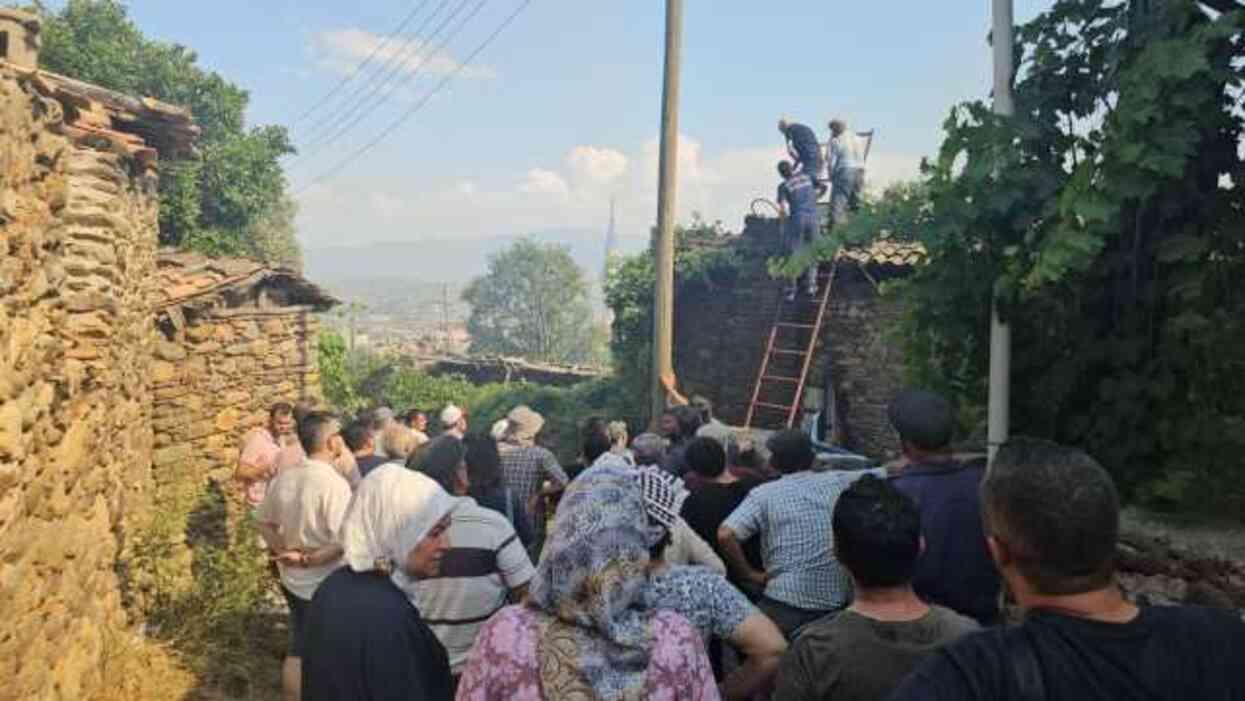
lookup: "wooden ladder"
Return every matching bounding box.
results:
[744,261,839,429]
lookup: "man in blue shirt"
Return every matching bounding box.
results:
[778,118,824,182]
[887,389,1001,625]
[777,160,820,301]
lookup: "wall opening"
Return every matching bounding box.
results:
[0,32,10,61]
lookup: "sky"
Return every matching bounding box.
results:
[75,1,1056,252]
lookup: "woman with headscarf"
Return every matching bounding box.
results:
[301,464,457,701]
[456,457,719,700]
[637,466,788,699]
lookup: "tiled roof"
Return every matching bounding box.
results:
[155,249,338,313]
[836,239,926,267]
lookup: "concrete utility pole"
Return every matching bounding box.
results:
[988,0,1014,463]
[651,0,683,425]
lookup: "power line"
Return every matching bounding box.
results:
[288,0,435,126]
[296,0,458,154]
[295,0,482,162]
[295,0,532,193]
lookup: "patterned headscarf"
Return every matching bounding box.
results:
[528,458,660,700]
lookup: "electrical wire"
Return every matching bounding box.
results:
[294,0,532,193]
[288,0,435,126]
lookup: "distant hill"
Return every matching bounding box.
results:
[303,229,648,287]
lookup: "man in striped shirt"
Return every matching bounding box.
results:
[412,437,535,680]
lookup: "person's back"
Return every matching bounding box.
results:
[778,606,977,701]
[890,438,1245,701]
[891,457,999,624]
[680,436,763,586]
[414,498,534,673]
[887,389,1000,624]
[895,605,1245,700]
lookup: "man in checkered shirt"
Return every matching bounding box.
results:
[719,429,885,639]
[498,406,568,557]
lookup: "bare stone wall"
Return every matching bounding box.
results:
[0,71,157,700]
[672,216,908,460]
[152,309,322,503]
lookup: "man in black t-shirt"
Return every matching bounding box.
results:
[889,438,1245,701]
[680,437,763,593]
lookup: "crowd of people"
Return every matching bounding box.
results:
[236,386,1245,701]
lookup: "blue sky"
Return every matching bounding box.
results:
[83,1,1055,250]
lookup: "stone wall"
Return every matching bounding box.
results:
[152,309,322,500]
[0,69,158,700]
[672,216,909,460]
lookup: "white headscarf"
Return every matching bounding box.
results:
[340,463,458,594]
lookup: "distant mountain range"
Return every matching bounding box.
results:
[303,229,648,287]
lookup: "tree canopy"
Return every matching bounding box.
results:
[462,239,597,364]
[33,0,300,268]
[781,0,1245,511]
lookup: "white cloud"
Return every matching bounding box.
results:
[565,146,628,184]
[313,28,497,81]
[368,191,405,219]
[518,169,570,199]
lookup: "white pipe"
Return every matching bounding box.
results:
[988,0,1014,464]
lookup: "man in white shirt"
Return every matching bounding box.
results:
[256,412,353,701]
[827,119,868,226]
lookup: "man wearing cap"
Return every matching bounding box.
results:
[441,404,469,440]
[498,405,568,557]
[887,389,1001,625]
[827,119,868,226]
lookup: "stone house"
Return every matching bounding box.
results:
[0,13,333,698]
[673,215,922,460]
[151,251,336,499]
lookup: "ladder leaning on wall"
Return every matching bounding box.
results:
[744,260,839,430]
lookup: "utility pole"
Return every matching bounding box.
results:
[988,0,1014,464]
[651,0,683,425]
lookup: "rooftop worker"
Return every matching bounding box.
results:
[719,430,885,639]
[411,436,536,689]
[440,404,469,440]
[776,160,821,301]
[301,466,456,701]
[638,464,788,698]
[889,438,1245,701]
[256,412,353,701]
[826,119,867,226]
[887,389,1001,625]
[773,475,978,701]
[455,461,719,700]
[778,117,824,183]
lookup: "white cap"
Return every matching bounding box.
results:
[440,404,464,426]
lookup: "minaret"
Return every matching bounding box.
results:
[603,195,619,279]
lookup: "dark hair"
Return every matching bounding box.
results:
[648,527,672,561]
[766,429,814,473]
[293,399,319,426]
[269,402,294,419]
[985,437,1120,596]
[671,405,702,439]
[690,396,714,424]
[583,431,613,465]
[298,411,339,455]
[340,420,373,453]
[405,408,426,425]
[582,416,608,440]
[778,160,794,178]
[833,474,921,587]
[463,433,503,492]
[888,389,954,451]
[686,437,726,478]
[409,435,467,493]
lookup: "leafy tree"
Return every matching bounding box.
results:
[33,0,299,265]
[780,0,1245,511]
[462,240,596,364]
[604,215,740,427]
